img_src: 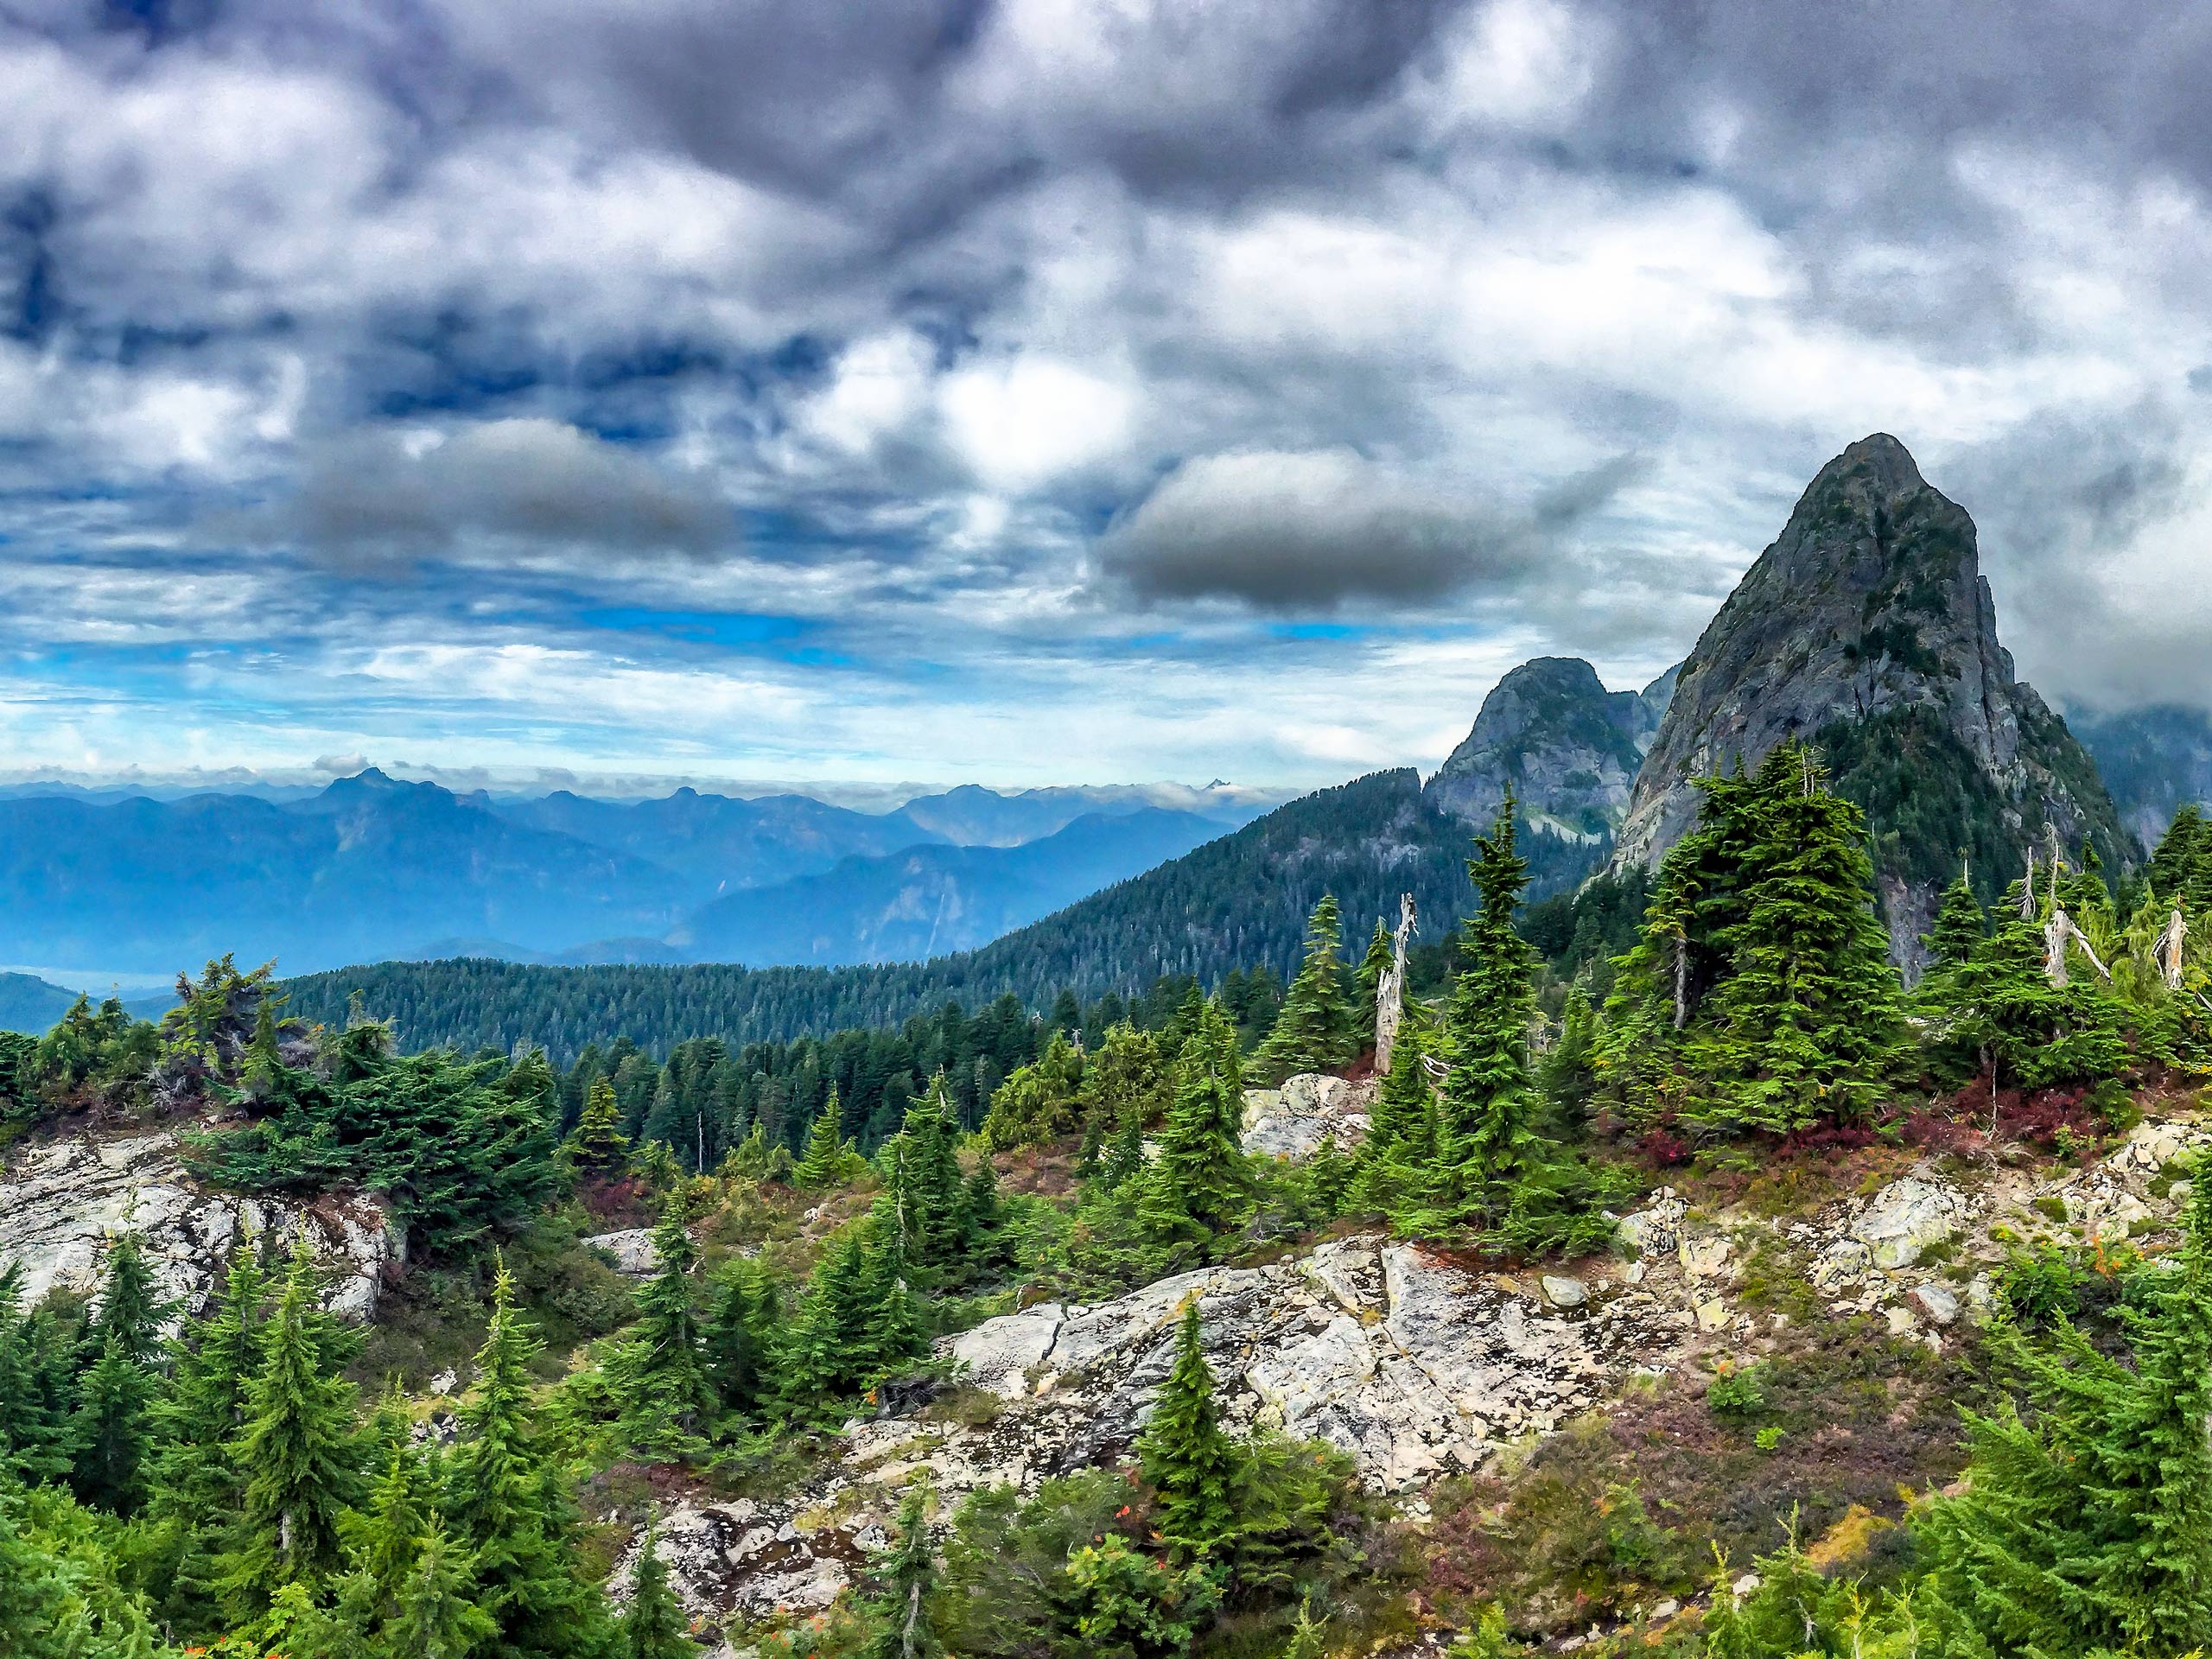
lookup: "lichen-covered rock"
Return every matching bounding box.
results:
[1617,1190,1685,1260]
[585,1228,661,1276]
[1242,1074,1374,1159]
[944,1236,1680,1492]
[611,1501,851,1621]
[0,1130,401,1322]
[1852,1175,1973,1269]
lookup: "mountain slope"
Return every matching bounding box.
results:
[1609,434,2128,946]
[276,770,1481,1055]
[2071,705,2212,850]
[1422,657,1674,904]
[893,782,1261,847]
[0,772,694,976]
[0,971,79,1034]
[494,787,944,901]
[666,808,1228,965]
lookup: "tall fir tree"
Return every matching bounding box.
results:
[1917,1162,2212,1651]
[385,1519,499,1659]
[0,1267,76,1484]
[68,1333,154,1516]
[702,1262,774,1422]
[617,1521,693,1659]
[1247,895,1357,1084]
[778,1227,879,1417]
[1921,866,1988,983]
[1433,802,1542,1223]
[220,1242,364,1623]
[1137,1301,1242,1559]
[567,1075,631,1176]
[861,1485,944,1659]
[1354,916,1395,1056]
[609,1198,714,1461]
[1137,1000,1253,1264]
[448,1256,614,1659]
[149,1243,268,1627]
[795,1087,849,1188]
[86,1231,168,1369]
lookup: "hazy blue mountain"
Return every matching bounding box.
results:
[0,970,79,1033]
[2071,704,2212,850]
[893,782,1259,848]
[0,771,693,976]
[493,787,946,902]
[665,808,1229,965]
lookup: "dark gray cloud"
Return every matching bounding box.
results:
[1096,448,1639,610]
[264,420,731,564]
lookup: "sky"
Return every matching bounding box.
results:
[5,0,2212,795]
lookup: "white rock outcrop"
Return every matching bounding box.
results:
[1241,1074,1374,1159]
[0,1131,402,1321]
[586,1228,661,1277]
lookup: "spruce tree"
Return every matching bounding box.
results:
[1351,1007,1435,1217]
[68,1334,154,1515]
[1137,1000,1253,1264]
[567,1076,631,1176]
[87,1231,168,1369]
[149,1243,267,1625]
[702,1262,772,1421]
[386,1519,499,1659]
[1922,868,1987,982]
[862,1485,944,1659]
[1354,916,1395,1054]
[448,1257,613,1659]
[1137,1301,1241,1559]
[0,1268,73,1484]
[1433,802,1541,1223]
[1917,1162,2212,1651]
[1247,895,1356,1084]
[778,1228,878,1417]
[795,1088,849,1188]
[1708,745,1904,1132]
[221,1242,364,1620]
[610,1198,714,1460]
[619,1521,693,1659]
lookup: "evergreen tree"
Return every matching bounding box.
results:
[1708,745,1904,1131]
[88,1231,168,1369]
[1354,916,1395,1055]
[1917,1163,2212,1651]
[149,1244,268,1625]
[1926,874,2128,1095]
[1922,867,1987,982]
[795,1087,849,1187]
[68,1334,154,1515]
[778,1228,878,1416]
[220,1242,364,1620]
[1433,803,1541,1223]
[609,1198,714,1460]
[862,1485,944,1659]
[1351,1009,1434,1215]
[1538,983,1598,1126]
[0,1268,74,1484]
[1077,1024,1168,1180]
[1137,1001,1253,1264]
[448,1257,613,1659]
[1246,895,1356,1084]
[568,1076,631,1176]
[386,1519,499,1659]
[619,1521,693,1659]
[1137,1302,1242,1559]
[702,1262,773,1421]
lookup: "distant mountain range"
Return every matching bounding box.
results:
[0,770,1268,988]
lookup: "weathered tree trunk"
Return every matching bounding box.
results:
[1374,893,1416,1072]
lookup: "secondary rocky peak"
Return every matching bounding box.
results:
[1609,435,2126,951]
[1424,656,1669,844]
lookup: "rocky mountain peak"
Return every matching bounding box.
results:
[1610,434,2127,952]
[1424,655,1669,846]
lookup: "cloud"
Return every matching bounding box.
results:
[1096,447,1637,610]
[265,420,733,564]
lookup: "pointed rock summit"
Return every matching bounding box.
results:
[1425,657,1671,842]
[1610,434,2126,948]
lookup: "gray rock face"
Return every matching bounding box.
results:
[0,1130,402,1322]
[1426,657,1671,842]
[1609,435,2127,948]
[584,1228,660,1276]
[1241,1074,1374,1159]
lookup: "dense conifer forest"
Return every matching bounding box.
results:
[10,755,2212,1656]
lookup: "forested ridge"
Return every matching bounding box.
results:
[10,758,2212,1655]
[277,769,1611,1060]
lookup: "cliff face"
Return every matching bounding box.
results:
[1609,435,2128,949]
[1425,657,1672,843]
[2074,704,2212,851]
